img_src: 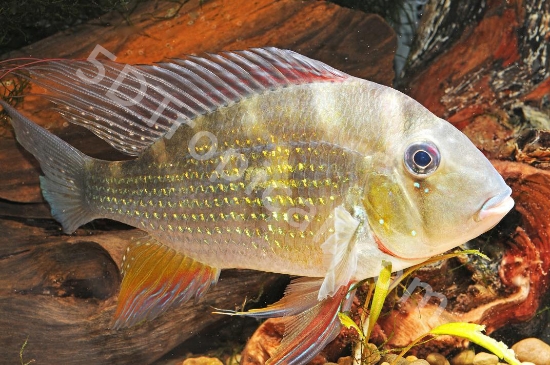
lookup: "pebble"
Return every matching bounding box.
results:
[337,356,353,365]
[451,350,475,365]
[512,337,550,365]
[426,352,450,365]
[182,357,223,365]
[472,352,498,365]
[362,343,381,364]
[379,354,409,365]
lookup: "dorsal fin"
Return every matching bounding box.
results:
[13,48,350,156]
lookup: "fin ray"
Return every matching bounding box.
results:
[318,205,361,299]
[10,48,349,156]
[216,277,323,318]
[268,285,356,365]
[1,100,94,233]
[114,236,220,329]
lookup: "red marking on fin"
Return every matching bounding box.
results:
[267,284,355,365]
[0,58,83,80]
[216,279,355,364]
[114,236,220,329]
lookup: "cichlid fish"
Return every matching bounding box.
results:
[1,48,514,364]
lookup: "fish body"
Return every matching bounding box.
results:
[86,80,421,278]
[1,48,514,364]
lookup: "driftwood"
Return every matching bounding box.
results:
[0,1,396,364]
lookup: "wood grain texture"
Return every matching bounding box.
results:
[400,0,550,128]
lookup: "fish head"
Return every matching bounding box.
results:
[363,106,514,260]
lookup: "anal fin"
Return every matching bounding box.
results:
[114,236,220,329]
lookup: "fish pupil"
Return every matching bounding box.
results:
[413,150,432,167]
[403,141,440,176]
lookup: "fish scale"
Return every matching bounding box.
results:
[85,133,364,275]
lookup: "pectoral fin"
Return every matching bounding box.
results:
[114,236,220,329]
[318,205,360,299]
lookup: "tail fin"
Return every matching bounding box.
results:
[1,100,95,233]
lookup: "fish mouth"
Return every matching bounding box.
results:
[475,187,515,222]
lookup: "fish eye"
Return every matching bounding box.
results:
[404,141,440,176]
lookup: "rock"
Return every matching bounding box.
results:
[472,352,499,365]
[379,354,408,365]
[362,343,381,364]
[182,357,224,365]
[451,350,475,365]
[337,356,353,365]
[410,360,430,365]
[426,352,451,365]
[511,338,550,365]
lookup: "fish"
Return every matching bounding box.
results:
[0,47,514,364]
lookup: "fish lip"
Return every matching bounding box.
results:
[475,187,514,222]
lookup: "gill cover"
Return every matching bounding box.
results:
[364,118,513,259]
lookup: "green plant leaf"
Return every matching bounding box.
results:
[366,260,392,341]
[429,323,521,365]
[338,312,364,340]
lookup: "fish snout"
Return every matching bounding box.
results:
[475,187,514,222]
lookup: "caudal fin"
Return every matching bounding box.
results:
[1,100,95,233]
